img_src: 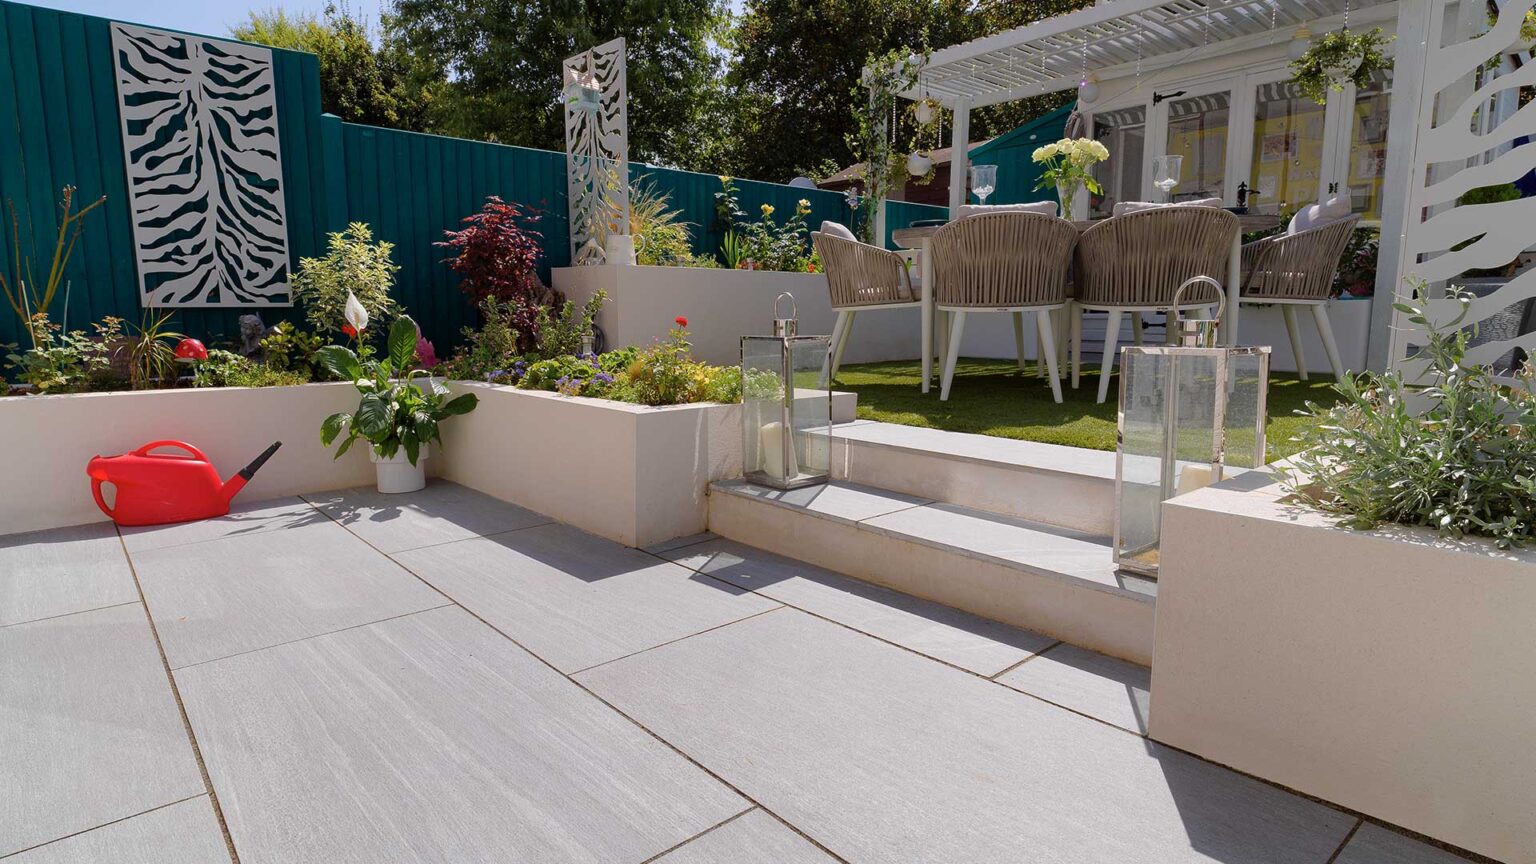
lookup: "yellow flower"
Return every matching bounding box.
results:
[797,198,811,212]
[718,175,731,184]
[761,203,775,216]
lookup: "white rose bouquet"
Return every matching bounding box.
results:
[1032,137,1109,218]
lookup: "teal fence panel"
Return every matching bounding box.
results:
[967,103,1073,208]
[0,0,332,348]
[883,201,950,249]
[336,121,570,348]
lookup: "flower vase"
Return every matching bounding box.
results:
[1056,179,1084,220]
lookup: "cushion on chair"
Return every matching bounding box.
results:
[819,220,857,240]
[955,202,1058,219]
[1287,194,1352,234]
[1111,197,1224,216]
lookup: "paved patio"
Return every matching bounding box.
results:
[0,481,1482,863]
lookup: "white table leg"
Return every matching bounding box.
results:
[1226,234,1242,347]
[920,239,934,393]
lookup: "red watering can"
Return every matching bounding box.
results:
[86,440,282,527]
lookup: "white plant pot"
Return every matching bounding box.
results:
[1324,51,1364,85]
[371,446,427,494]
[907,152,933,177]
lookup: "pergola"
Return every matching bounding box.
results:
[890,0,1536,375]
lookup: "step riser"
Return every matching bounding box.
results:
[832,440,1116,536]
[708,490,1154,665]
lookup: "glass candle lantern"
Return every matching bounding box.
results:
[1114,278,1270,577]
[741,293,832,489]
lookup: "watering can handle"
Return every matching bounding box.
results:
[90,477,114,517]
[132,440,209,461]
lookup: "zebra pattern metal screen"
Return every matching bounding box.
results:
[111,23,290,307]
[1380,0,1536,379]
[563,38,628,266]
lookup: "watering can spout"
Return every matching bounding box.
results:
[220,441,283,504]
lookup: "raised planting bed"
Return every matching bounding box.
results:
[1150,473,1536,864]
[435,382,856,548]
[0,383,381,534]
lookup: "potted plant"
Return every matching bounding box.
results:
[1289,27,1392,104]
[317,300,478,494]
[1032,138,1108,219]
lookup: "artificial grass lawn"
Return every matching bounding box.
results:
[832,358,1344,459]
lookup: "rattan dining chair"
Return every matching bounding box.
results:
[1237,215,1361,380]
[929,212,1078,402]
[812,231,921,384]
[1073,207,1239,403]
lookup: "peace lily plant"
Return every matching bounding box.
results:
[1032,138,1108,219]
[318,293,478,494]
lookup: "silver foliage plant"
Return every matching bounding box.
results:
[1283,282,1536,548]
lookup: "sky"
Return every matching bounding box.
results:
[30,0,745,40]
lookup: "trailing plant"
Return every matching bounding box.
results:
[259,321,325,379]
[533,289,607,360]
[848,48,925,243]
[291,223,401,336]
[125,310,185,390]
[1289,28,1392,104]
[1283,281,1536,548]
[2,186,106,348]
[438,196,544,348]
[4,313,118,393]
[318,314,479,466]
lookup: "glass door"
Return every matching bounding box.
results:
[1246,79,1329,215]
[1090,107,1146,218]
[1159,89,1232,203]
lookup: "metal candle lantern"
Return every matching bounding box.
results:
[741,293,832,489]
[1114,277,1270,577]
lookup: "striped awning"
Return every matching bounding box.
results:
[902,0,1396,108]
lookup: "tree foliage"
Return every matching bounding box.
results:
[232,5,435,130]
[387,0,727,169]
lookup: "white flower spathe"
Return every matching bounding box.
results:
[344,291,369,333]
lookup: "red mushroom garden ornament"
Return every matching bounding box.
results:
[174,337,207,363]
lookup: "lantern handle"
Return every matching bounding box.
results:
[1170,276,1225,326]
[773,292,798,321]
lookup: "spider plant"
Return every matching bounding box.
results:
[126,310,185,390]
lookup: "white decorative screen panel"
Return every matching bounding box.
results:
[111,23,290,307]
[563,38,629,265]
[1382,0,1536,379]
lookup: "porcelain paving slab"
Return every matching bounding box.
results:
[996,642,1152,733]
[662,538,1054,676]
[174,606,745,864]
[304,481,551,553]
[829,420,1118,479]
[0,522,136,627]
[118,497,328,553]
[0,604,204,856]
[860,502,1154,598]
[133,520,447,668]
[578,609,1355,864]
[392,523,779,673]
[1333,824,1478,864]
[642,532,718,555]
[6,797,228,864]
[653,809,835,864]
[710,480,929,526]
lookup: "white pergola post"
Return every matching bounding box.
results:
[948,98,972,212]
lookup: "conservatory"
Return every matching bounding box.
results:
[896,0,1536,375]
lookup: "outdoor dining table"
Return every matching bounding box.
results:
[892,213,1283,394]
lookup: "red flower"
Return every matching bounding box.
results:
[674,316,688,328]
[342,324,358,338]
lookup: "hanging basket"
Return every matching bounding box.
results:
[907,152,933,178]
[1289,28,1392,104]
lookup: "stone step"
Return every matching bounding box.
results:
[707,479,1155,665]
[825,421,1117,535]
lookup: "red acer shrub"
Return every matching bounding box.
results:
[438,197,545,349]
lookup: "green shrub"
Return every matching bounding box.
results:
[1283,282,1536,547]
[291,223,401,335]
[443,297,524,381]
[532,289,606,360]
[260,321,326,379]
[194,350,309,388]
[4,313,120,393]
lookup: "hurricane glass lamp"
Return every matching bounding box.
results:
[1114,277,1270,577]
[741,293,832,490]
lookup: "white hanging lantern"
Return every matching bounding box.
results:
[914,99,936,125]
[1078,74,1100,105]
[1287,25,1313,60]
